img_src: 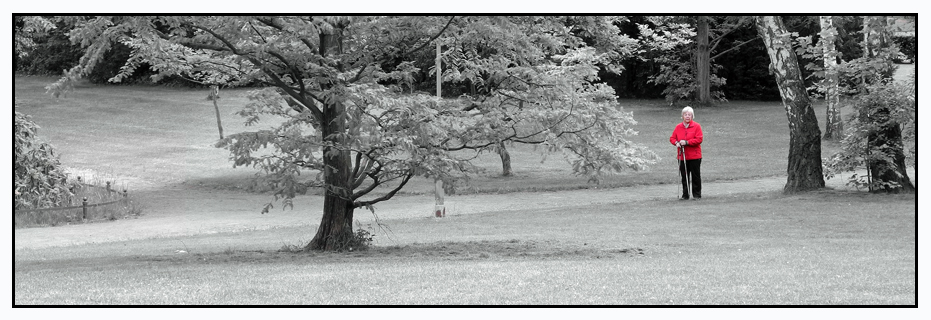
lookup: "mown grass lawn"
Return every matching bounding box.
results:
[14,75,848,195]
[13,75,915,306]
[15,190,914,305]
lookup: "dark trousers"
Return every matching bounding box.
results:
[679,158,702,198]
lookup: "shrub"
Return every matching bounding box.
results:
[14,110,76,210]
[347,227,375,252]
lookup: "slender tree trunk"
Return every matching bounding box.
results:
[307,29,357,251]
[820,16,843,141]
[434,41,446,217]
[755,16,825,193]
[497,141,512,176]
[207,85,225,139]
[862,16,915,193]
[695,16,712,106]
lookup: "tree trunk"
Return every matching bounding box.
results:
[306,97,356,251]
[755,16,825,193]
[207,85,225,139]
[497,141,512,176]
[819,16,843,141]
[695,16,712,106]
[866,107,915,193]
[306,29,357,251]
[862,16,915,193]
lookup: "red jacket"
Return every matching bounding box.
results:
[670,121,703,160]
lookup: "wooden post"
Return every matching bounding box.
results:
[435,179,445,217]
[82,197,88,220]
[434,41,446,217]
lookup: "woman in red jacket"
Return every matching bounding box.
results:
[670,106,703,200]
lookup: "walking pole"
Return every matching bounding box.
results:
[677,146,685,199]
[681,145,692,198]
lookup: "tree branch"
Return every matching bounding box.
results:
[255,16,319,54]
[167,21,324,120]
[398,16,456,58]
[711,35,762,61]
[352,170,415,208]
[351,151,376,189]
[262,67,324,121]
[185,23,249,56]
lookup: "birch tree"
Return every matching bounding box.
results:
[755,16,825,193]
[819,16,843,140]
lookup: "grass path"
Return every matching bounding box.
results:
[15,170,906,250]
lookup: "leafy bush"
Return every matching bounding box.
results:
[14,110,76,209]
[347,227,375,252]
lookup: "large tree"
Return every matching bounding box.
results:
[639,16,755,106]
[48,16,656,251]
[755,16,825,193]
[693,16,757,106]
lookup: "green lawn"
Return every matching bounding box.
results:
[14,75,847,195]
[13,75,914,306]
[15,190,914,305]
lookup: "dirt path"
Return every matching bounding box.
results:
[16,172,894,251]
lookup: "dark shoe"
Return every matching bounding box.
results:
[680,196,690,200]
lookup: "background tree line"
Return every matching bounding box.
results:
[17,16,916,102]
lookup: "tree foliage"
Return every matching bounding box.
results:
[823,77,915,191]
[22,16,883,102]
[15,16,83,76]
[822,16,915,193]
[635,16,728,105]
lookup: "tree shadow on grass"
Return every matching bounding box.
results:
[138,239,646,265]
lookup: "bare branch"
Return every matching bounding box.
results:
[398,16,456,58]
[352,170,415,208]
[351,152,376,189]
[255,16,318,54]
[711,35,762,61]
